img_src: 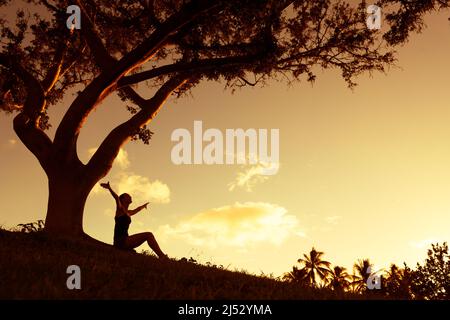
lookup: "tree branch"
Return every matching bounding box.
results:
[40,0,59,13]
[42,38,69,93]
[75,0,115,68]
[0,54,45,122]
[53,0,221,156]
[118,54,260,88]
[13,113,53,173]
[138,0,163,27]
[0,54,53,169]
[120,86,148,106]
[70,1,163,131]
[86,75,189,180]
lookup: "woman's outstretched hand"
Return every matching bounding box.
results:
[142,202,150,210]
[100,181,110,189]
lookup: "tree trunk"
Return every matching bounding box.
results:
[44,165,93,238]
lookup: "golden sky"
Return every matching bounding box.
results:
[1,3,450,277]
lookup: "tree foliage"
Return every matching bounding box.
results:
[285,243,449,300]
[16,220,45,233]
[297,247,331,287]
[1,0,399,135]
[382,263,413,299]
[410,242,450,300]
[380,0,450,45]
[327,266,351,293]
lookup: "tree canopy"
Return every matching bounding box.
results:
[1,0,396,131]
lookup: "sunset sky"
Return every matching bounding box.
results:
[1,3,450,277]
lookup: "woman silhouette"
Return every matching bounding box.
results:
[101,181,168,260]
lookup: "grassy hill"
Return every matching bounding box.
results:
[0,228,361,300]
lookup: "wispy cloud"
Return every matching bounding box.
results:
[3,138,17,148]
[410,238,443,249]
[88,147,171,204]
[88,147,130,170]
[325,215,342,225]
[158,202,303,248]
[116,173,170,204]
[228,162,279,192]
[228,165,269,192]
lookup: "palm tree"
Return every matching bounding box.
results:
[351,259,374,293]
[282,266,308,285]
[327,266,351,293]
[297,247,331,287]
[385,263,401,281]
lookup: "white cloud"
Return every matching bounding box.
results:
[410,238,443,249]
[115,149,130,169]
[228,162,279,192]
[158,202,303,248]
[325,215,342,225]
[87,147,171,205]
[226,151,279,192]
[88,147,130,170]
[228,165,268,192]
[116,173,170,204]
[92,183,103,195]
[295,231,307,238]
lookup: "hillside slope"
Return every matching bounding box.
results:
[0,229,352,299]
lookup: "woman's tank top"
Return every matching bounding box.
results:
[114,214,131,246]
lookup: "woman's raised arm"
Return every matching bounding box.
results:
[100,181,119,201]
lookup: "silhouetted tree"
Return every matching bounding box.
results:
[351,258,373,294]
[282,241,450,299]
[16,220,45,233]
[382,263,413,299]
[1,0,447,239]
[282,265,308,285]
[327,265,351,293]
[410,242,450,300]
[298,247,331,287]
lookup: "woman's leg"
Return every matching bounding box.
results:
[125,232,167,258]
